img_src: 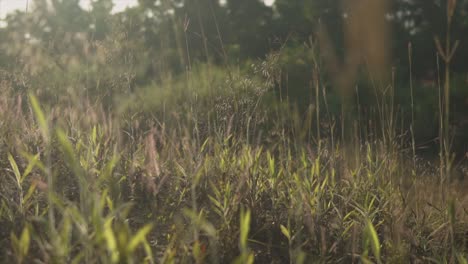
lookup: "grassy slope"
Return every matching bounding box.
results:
[0,63,468,264]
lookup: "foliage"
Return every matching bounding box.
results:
[0,0,467,263]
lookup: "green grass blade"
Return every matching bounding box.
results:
[365,219,381,264]
[128,224,153,253]
[8,153,21,187]
[28,94,49,142]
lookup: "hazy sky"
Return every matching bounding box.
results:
[1,0,275,19]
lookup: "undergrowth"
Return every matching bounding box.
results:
[1,2,468,261]
[0,62,467,263]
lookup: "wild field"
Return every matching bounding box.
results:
[1,0,468,263]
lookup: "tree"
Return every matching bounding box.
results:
[89,0,114,40]
[392,0,468,75]
[225,0,273,59]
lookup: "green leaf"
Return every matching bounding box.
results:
[59,213,72,255]
[103,219,118,263]
[23,183,37,206]
[233,253,254,264]
[106,196,114,212]
[56,129,85,184]
[193,240,203,261]
[267,152,275,175]
[280,224,290,241]
[19,226,30,258]
[208,195,223,210]
[200,138,210,153]
[365,219,381,264]
[457,254,468,264]
[295,250,306,264]
[128,224,153,252]
[360,256,374,264]
[240,208,251,251]
[142,238,154,264]
[8,153,21,187]
[201,221,217,238]
[10,232,19,251]
[246,253,254,264]
[20,151,46,173]
[29,94,49,142]
[22,153,40,181]
[91,126,97,145]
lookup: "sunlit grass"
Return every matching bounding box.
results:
[0,1,467,262]
[0,62,467,263]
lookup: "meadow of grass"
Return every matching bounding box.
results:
[1,1,468,261]
[1,56,468,264]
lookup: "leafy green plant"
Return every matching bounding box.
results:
[234,207,254,264]
[10,225,30,264]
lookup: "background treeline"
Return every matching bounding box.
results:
[1,0,468,151]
